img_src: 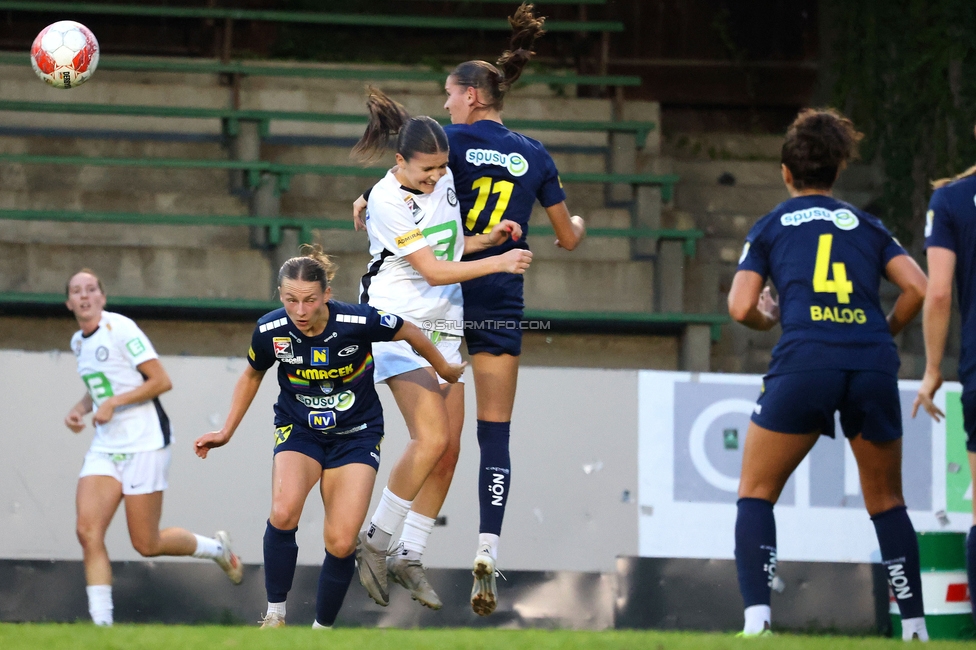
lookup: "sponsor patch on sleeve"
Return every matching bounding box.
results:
[395,229,424,248]
[248,346,256,361]
[126,338,146,357]
[379,311,399,329]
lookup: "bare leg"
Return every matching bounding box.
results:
[270,450,324,530]
[470,353,518,422]
[124,491,197,557]
[76,475,123,586]
[321,463,377,557]
[847,434,905,516]
[738,423,819,502]
[385,368,451,500]
[411,382,464,517]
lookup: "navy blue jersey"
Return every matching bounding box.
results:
[738,195,906,376]
[925,175,976,392]
[446,121,566,260]
[247,301,403,435]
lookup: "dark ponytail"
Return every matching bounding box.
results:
[352,86,449,163]
[450,3,546,111]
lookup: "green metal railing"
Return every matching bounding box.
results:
[0,1,623,32]
[0,100,657,147]
[0,52,640,87]
[0,291,727,338]
[0,208,702,254]
[0,154,680,201]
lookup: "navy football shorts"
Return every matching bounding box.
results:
[960,391,976,453]
[271,422,382,471]
[461,271,525,357]
[751,369,902,441]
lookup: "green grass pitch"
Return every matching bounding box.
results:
[0,625,973,649]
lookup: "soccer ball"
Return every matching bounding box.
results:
[31,21,99,89]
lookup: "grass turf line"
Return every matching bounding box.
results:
[0,625,973,649]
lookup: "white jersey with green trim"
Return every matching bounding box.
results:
[360,168,465,335]
[70,311,171,453]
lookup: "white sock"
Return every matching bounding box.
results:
[368,487,412,550]
[86,584,113,626]
[400,511,436,557]
[478,533,500,561]
[267,601,286,618]
[192,534,223,560]
[312,620,331,629]
[901,616,929,641]
[743,604,771,635]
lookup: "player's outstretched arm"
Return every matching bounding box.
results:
[463,219,522,254]
[545,201,585,250]
[912,247,954,420]
[394,321,466,383]
[65,393,93,433]
[404,244,532,286]
[195,365,266,458]
[728,270,779,331]
[885,253,928,336]
[92,358,172,426]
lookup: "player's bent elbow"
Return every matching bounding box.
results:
[727,298,751,324]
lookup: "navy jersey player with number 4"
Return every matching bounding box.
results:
[194,245,463,629]
[913,131,976,627]
[728,109,929,638]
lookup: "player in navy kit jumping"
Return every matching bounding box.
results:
[193,246,463,628]
[913,136,976,625]
[353,4,586,616]
[728,109,929,638]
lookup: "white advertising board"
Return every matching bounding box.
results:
[638,371,973,563]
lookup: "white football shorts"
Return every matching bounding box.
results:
[373,335,464,385]
[79,446,171,495]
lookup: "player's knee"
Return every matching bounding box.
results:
[431,443,460,480]
[324,531,356,558]
[865,493,905,517]
[131,535,162,557]
[268,505,301,531]
[76,522,104,549]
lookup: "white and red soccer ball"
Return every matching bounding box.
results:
[31,21,99,89]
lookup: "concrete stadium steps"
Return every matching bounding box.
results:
[526,207,631,261]
[0,188,246,215]
[524,258,654,312]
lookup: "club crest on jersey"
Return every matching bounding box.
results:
[273,337,294,359]
[447,188,458,206]
[404,196,423,220]
[95,346,109,362]
[311,347,329,366]
[465,148,529,177]
[780,207,859,231]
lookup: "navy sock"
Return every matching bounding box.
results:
[871,506,924,620]
[315,550,356,627]
[968,526,976,623]
[263,521,299,603]
[477,420,511,535]
[735,497,777,608]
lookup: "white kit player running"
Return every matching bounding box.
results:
[351,89,530,609]
[64,269,243,626]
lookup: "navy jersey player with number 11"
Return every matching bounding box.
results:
[728,109,928,638]
[194,246,463,629]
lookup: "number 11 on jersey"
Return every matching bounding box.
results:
[813,233,853,303]
[466,177,514,233]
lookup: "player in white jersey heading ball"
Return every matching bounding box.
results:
[64,269,243,626]
[351,88,530,609]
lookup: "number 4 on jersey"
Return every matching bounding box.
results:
[813,233,853,303]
